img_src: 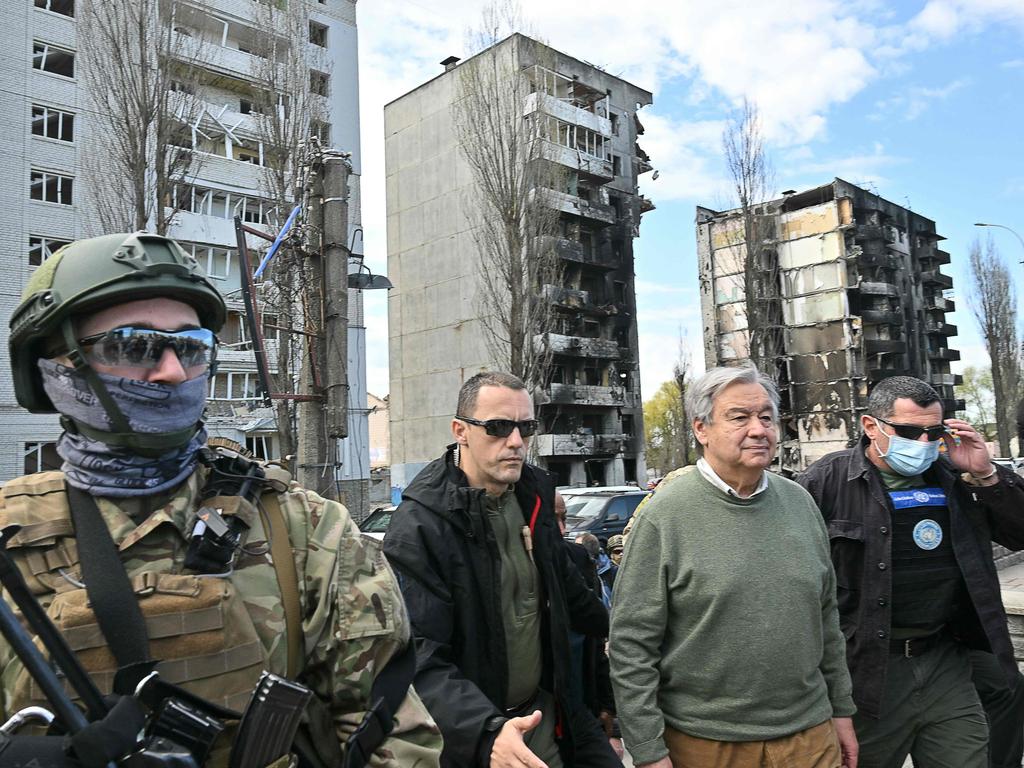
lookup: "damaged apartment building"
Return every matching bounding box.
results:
[696,178,963,471]
[385,33,653,489]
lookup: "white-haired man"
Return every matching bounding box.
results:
[610,365,857,768]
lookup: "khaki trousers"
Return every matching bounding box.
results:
[663,719,841,768]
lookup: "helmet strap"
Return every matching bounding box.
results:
[60,319,134,434]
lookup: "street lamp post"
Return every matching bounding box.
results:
[974,222,1024,265]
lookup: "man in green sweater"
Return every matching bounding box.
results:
[609,365,858,768]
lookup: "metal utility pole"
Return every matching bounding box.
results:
[296,151,350,499]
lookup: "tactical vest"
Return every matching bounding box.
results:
[888,486,967,635]
[0,463,298,763]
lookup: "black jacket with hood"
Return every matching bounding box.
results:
[383,445,611,767]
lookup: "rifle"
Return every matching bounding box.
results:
[0,525,316,768]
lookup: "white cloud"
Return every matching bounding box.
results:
[353,0,1020,397]
[871,77,970,121]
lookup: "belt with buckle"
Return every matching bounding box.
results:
[503,690,540,718]
[889,631,944,658]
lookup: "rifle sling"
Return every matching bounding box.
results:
[66,485,152,691]
[260,492,303,679]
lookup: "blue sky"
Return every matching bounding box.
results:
[355,0,1024,401]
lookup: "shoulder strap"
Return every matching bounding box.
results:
[65,485,153,691]
[260,491,303,679]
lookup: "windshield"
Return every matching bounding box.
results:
[564,497,609,530]
[362,510,393,533]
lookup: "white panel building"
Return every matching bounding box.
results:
[0,0,370,510]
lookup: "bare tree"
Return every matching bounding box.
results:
[453,4,563,393]
[672,332,694,466]
[968,237,1021,456]
[722,99,782,376]
[79,0,207,234]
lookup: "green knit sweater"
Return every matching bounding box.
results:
[609,469,855,764]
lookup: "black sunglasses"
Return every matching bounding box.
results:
[875,417,947,442]
[456,415,539,438]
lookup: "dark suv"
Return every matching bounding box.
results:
[563,490,649,546]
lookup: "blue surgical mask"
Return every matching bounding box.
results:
[873,418,941,477]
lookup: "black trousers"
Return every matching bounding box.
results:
[971,650,1024,768]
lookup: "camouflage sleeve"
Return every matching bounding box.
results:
[286,487,442,766]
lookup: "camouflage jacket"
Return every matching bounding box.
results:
[0,465,442,767]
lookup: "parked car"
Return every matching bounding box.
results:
[359,505,396,540]
[562,489,649,546]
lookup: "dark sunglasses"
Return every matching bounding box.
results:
[456,415,539,438]
[875,417,947,442]
[76,327,217,372]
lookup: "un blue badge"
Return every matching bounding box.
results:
[913,519,943,551]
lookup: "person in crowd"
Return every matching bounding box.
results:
[0,232,441,766]
[798,375,1024,768]
[606,535,624,567]
[383,372,620,768]
[611,364,857,768]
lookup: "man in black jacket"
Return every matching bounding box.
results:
[798,375,1024,768]
[384,372,619,768]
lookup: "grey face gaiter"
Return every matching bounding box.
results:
[38,359,208,497]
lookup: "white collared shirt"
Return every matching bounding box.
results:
[697,457,769,499]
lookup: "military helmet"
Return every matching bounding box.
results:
[10,232,227,413]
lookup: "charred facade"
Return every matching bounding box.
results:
[696,178,962,471]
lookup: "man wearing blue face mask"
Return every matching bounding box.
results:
[798,375,1024,768]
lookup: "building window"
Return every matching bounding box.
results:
[29,236,70,266]
[309,69,329,97]
[239,98,260,115]
[611,155,621,177]
[183,243,233,279]
[236,150,260,165]
[30,170,73,205]
[610,113,620,136]
[34,0,74,17]
[311,120,330,145]
[31,105,74,142]
[32,42,75,78]
[309,21,327,47]
[169,79,195,95]
[24,441,60,474]
[262,313,280,341]
[246,433,276,459]
[209,372,259,401]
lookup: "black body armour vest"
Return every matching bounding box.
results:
[888,486,967,635]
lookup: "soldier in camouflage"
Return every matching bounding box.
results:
[0,232,442,766]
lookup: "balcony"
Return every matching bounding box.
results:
[858,281,898,297]
[534,433,595,457]
[540,333,620,359]
[917,248,951,266]
[524,92,612,137]
[546,383,626,407]
[924,295,955,312]
[925,321,958,336]
[921,270,954,289]
[541,285,616,314]
[540,140,614,182]
[541,190,616,225]
[595,433,628,454]
[855,224,887,242]
[861,309,903,326]
[537,236,619,269]
[928,348,961,362]
[929,373,963,387]
[864,339,906,354]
